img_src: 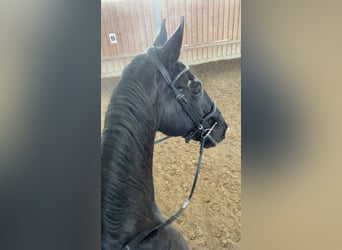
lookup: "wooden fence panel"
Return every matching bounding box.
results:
[101,0,241,77]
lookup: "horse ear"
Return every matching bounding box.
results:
[153,19,167,47]
[161,16,184,63]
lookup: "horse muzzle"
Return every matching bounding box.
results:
[201,103,228,148]
[184,102,228,148]
[202,119,228,148]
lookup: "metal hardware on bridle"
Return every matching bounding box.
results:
[121,48,219,250]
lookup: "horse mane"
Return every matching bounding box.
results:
[101,55,162,247]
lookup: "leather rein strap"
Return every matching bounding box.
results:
[121,47,217,250]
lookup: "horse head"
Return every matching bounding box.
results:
[149,17,228,148]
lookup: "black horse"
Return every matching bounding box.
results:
[102,18,228,250]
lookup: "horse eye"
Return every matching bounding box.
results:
[190,81,202,96]
[177,86,184,92]
[193,88,201,96]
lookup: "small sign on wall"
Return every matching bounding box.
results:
[109,33,117,44]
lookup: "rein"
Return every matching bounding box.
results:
[122,128,216,250]
[122,48,218,249]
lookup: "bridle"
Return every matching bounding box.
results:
[121,47,219,250]
[147,47,218,145]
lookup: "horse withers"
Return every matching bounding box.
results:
[101,17,228,250]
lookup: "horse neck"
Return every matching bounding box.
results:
[102,76,162,247]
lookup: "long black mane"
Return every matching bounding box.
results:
[101,55,162,248]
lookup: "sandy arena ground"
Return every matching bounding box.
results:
[101,59,241,249]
